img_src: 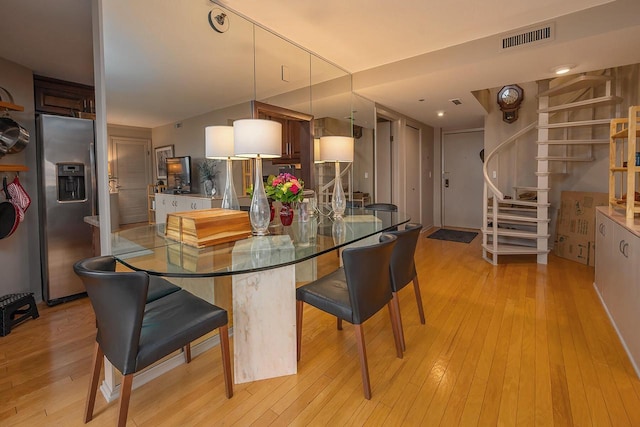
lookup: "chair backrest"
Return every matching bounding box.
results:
[342,233,397,324]
[364,203,398,212]
[73,256,148,375]
[387,223,423,292]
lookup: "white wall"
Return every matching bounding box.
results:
[0,57,42,300]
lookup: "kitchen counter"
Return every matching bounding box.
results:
[84,215,100,228]
[596,206,640,238]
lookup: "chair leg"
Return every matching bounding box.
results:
[218,324,233,398]
[337,317,343,330]
[413,276,426,324]
[84,342,103,423]
[296,300,304,362]
[387,301,403,359]
[354,324,372,399]
[117,374,134,427]
[391,292,406,352]
[183,343,192,363]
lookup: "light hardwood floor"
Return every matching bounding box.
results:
[2,230,640,426]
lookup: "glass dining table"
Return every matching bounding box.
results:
[110,207,410,385]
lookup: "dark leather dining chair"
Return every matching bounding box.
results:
[387,223,425,351]
[364,203,398,211]
[364,203,399,231]
[74,256,232,427]
[93,255,182,303]
[296,234,402,399]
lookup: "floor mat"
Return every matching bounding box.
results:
[427,228,478,244]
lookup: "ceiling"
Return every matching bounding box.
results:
[1,0,640,130]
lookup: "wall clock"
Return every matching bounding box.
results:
[497,84,524,123]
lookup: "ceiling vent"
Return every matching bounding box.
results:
[449,98,463,106]
[500,22,555,51]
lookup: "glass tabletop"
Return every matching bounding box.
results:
[113,207,410,277]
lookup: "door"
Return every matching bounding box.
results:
[376,120,392,202]
[442,130,484,229]
[113,137,151,224]
[405,125,421,223]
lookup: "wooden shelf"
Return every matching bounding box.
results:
[609,106,640,218]
[0,101,25,112]
[147,184,166,224]
[0,164,28,172]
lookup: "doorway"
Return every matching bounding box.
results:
[405,124,421,224]
[442,130,484,229]
[375,118,393,203]
[112,137,151,225]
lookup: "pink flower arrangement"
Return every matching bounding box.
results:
[267,173,304,203]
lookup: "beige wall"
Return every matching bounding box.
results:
[151,102,252,195]
[374,103,434,227]
[0,57,41,300]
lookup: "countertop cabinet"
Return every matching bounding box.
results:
[155,194,215,224]
[595,208,640,374]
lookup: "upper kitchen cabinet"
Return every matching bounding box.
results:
[252,100,314,184]
[34,75,95,118]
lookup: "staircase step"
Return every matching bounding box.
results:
[538,119,611,129]
[482,243,549,255]
[537,139,609,145]
[495,199,550,208]
[489,213,549,223]
[537,75,611,97]
[488,207,537,215]
[537,96,622,114]
[513,186,549,192]
[535,156,595,162]
[482,228,548,239]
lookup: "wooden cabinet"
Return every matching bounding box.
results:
[252,101,314,188]
[609,106,640,218]
[594,208,640,374]
[34,75,95,118]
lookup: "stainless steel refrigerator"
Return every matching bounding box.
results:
[37,115,96,305]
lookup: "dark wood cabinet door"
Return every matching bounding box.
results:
[34,75,95,117]
[252,101,314,188]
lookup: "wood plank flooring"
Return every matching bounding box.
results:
[1,229,640,426]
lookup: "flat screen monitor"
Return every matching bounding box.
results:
[166,156,191,193]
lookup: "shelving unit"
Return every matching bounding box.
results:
[0,101,24,112]
[147,184,166,224]
[0,164,28,172]
[609,106,640,218]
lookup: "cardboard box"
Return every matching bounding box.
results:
[554,191,608,266]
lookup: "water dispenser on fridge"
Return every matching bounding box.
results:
[57,163,86,202]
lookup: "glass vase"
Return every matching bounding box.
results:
[249,156,270,235]
[221,157,239,210]
[331,161,346,217]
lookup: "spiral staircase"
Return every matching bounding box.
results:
[482,71,621,265]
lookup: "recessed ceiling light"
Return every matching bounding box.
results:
[552,64,575,75]
[437,111,445,117]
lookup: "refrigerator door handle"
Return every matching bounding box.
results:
[89,142,97,216]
